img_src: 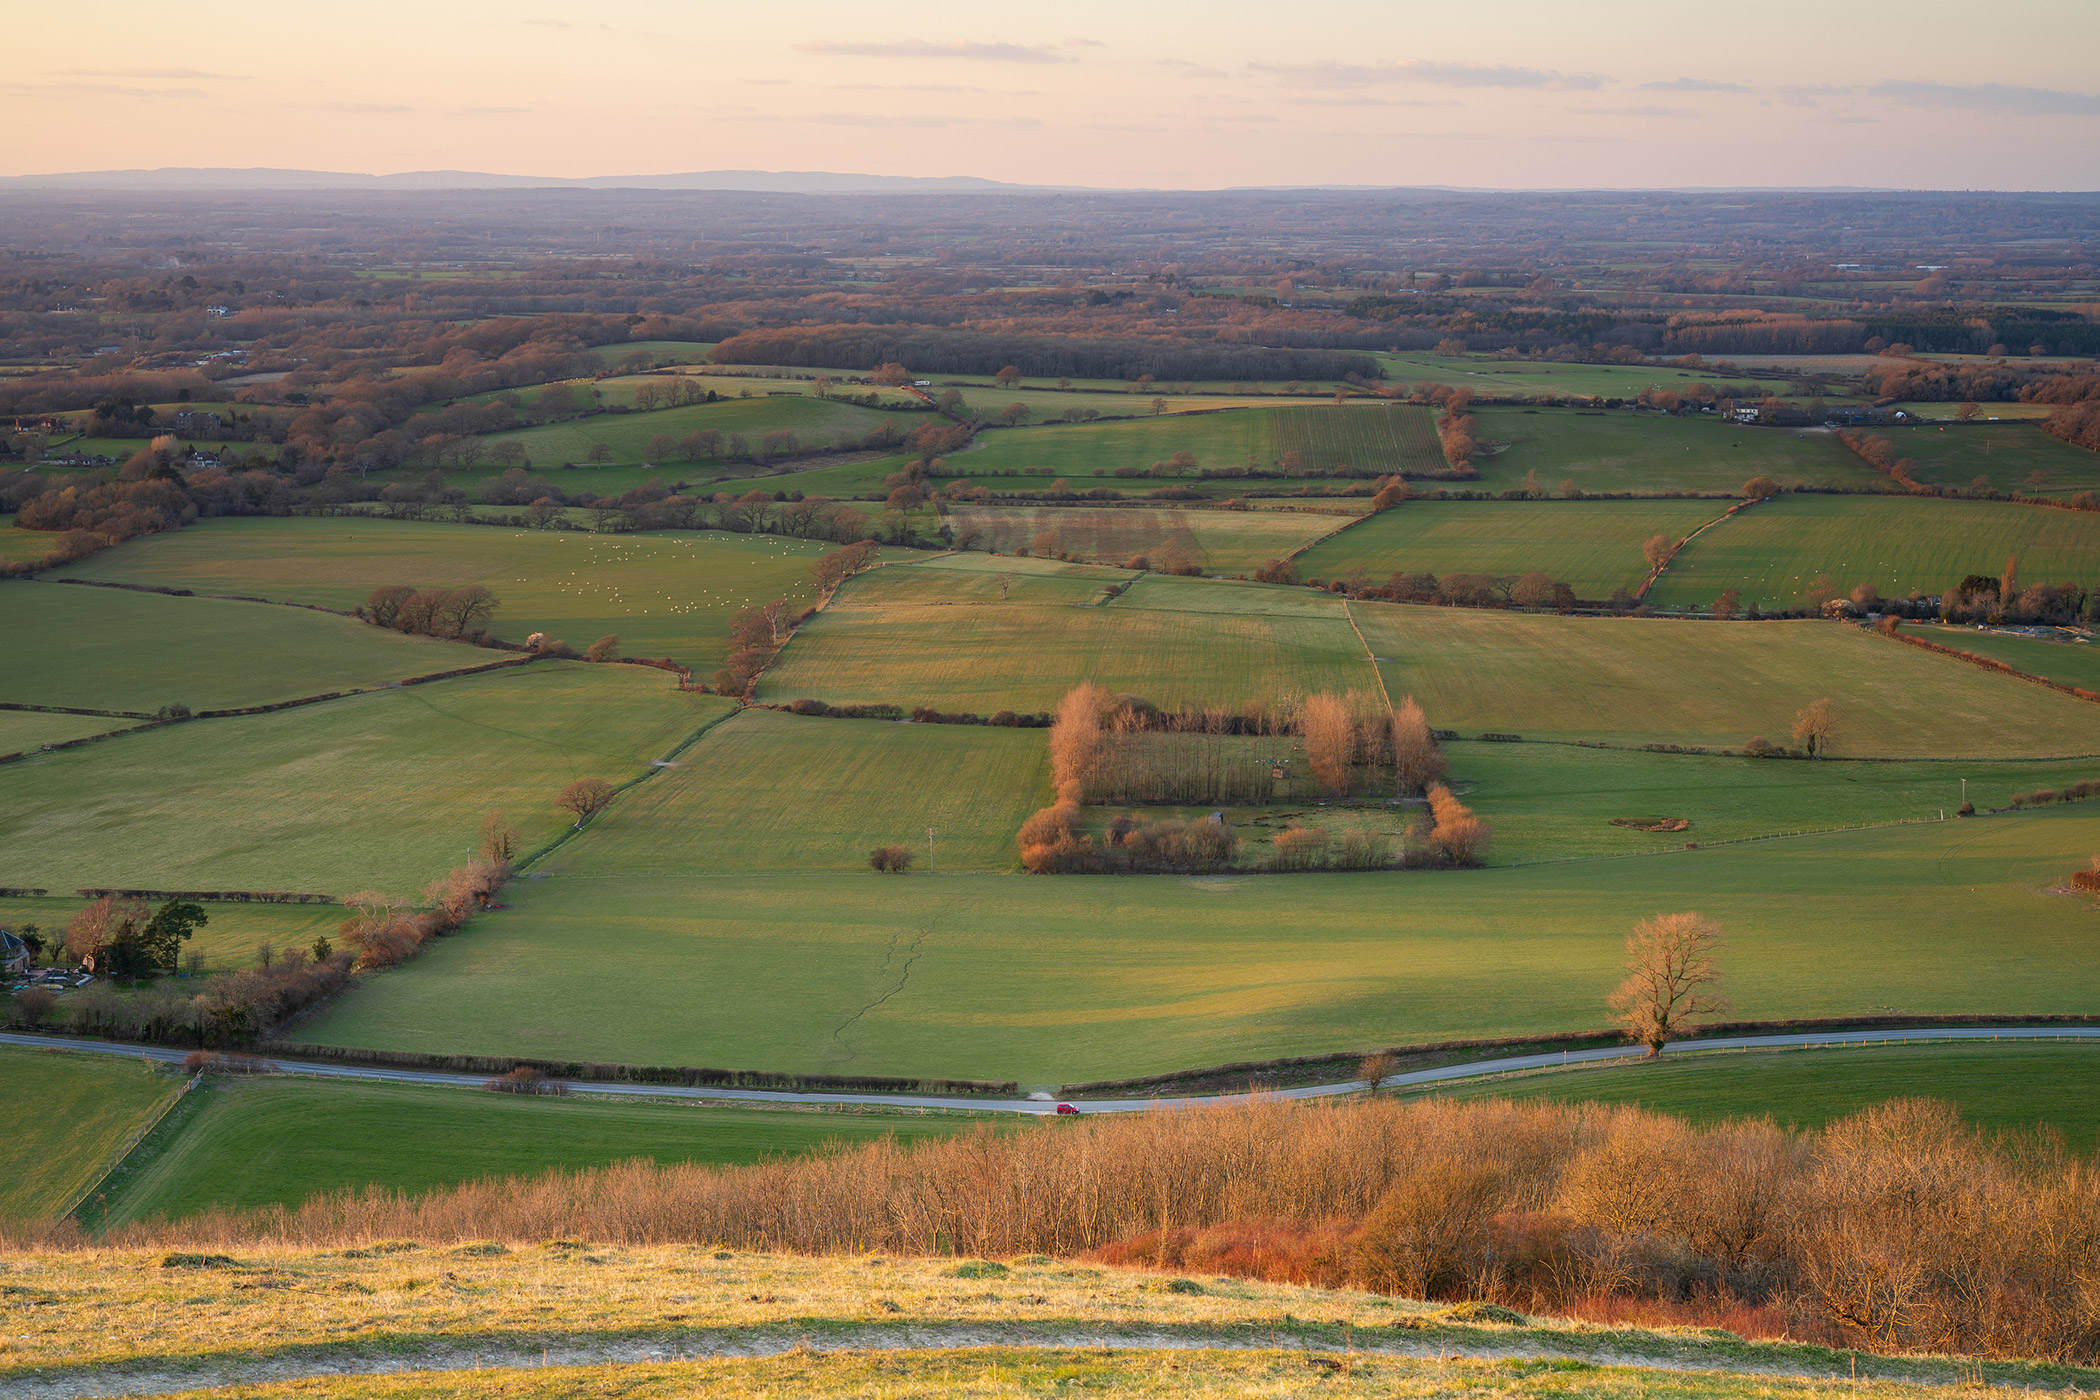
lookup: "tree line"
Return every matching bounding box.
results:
[710,326,1382,384]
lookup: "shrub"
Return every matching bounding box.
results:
[1741,736,1785,759]
[869,844,915,873]
[483,1066,566,1096]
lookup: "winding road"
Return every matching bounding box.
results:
[4,1025,2094,1115]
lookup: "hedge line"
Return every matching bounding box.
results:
[75,888,335,904]
[0,887,49,898]
[1880,627,2100,706]
[257,1041,1018,1096]
[0,701,155,719]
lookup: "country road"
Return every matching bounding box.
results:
[4,1025,2094,1115]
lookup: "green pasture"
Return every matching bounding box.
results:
[1645,495,2100,612]
[955,411,1280,479]
[704,453,916,501]
[1868,424,2100,495]
[1352,604,2100,757]
[485,396,899,468]
[0,581,473,714]
[0,895,343,974]
[0,709,130,753]
[56,517,848,670]
[0,515,50,564]
[1454,741,2100,863]
[540,708,1050,875]
[1902,625,2100,692]
[588,340,717,366]
[1374,352,1802,402]
[299,807,2100,1085]
[1472,410,1880,494]
[945,504,1346,571]
[758,561,1373,713]
[1296,499,1725,598]
[0,1047,182,1220]
[1430,1042,2100,1151]
[0,663,725,899]
[1107,571,1355,618]
[98,1078,981,1227]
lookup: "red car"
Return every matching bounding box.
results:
[1053,1102,1080,1115]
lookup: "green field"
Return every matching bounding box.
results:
[1295,499,1726,598]
[945,504,1348,571]
[299,806,2100,1085]
[1432,1042,2100,1151]
[759,560,1374,713]
[0,581,473,714]
[538,708,1051,875]
[485,395,901,468]
[0,709,131,753]
[0,1047,182,1220]
[955,410,1280,479]
[1472,410,1880,494]
[1902,624,2100,691]
[1455,741,2100,863]
[1375,352,1803,402]
[55,518,851,670]
[1871,423,2100,495]
[0,663,726,899]
[1645,494,2100,612]
[0,894,344,973]
[1353,603,2100,756]
[99,1077,982,1226]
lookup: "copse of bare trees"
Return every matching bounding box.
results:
[1792,698,1839,758]
[362,584,497,640]
[810,539,880,596]
[868,845,915,873]
[1610,911,1730,1056]
[1390,695,1448,796]
[1426,784,1490,866]
[712,599,799,698]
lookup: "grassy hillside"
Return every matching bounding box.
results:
[0,664,727,899]
[1471,410,1879,494]
[1872,423,2100,495]
[541,708,1051,875]
[299,807,2100,1084]
[946,504,1347,571]
[1377,351,1800,401]
[0,709,131,752]
[1296,499,1724,598]
[1353,603,2100,756]
[484,394,900,467]
[1646,494,2100,612]
[760,560,1374,713]
[1429,1041,2100,1150]
[956,410,1281,479]
[0,581,474,714]
[0,894,344,973]
[0,1048,182,1220]
[100,1078,985,1226]
[1901,624,2100,691]
[55,518,853,670]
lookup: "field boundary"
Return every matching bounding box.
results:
[1339,598,1395,710]
[56,1071,196,1223]
[1632,495,1763,602]
[512,703,745,871]
[1876,624,2100,707]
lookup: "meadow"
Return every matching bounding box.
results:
[0,663,725,899]
[0,580,472,714]
[0,708,131,752]
[758,560,1374,713]
[55,518,848,669]
[953,410,1283,479]
[100,1077,984,1226]
[1871,423,2100,495]
[1294,499,1726,597]
[943,503,1347,570]
[1429,1041,2100,1150]
[538,708,1051,875]
[1644,494,2100,612]
[1374,352,1804,402]
[1352,602,2100,756]
[1470,410,1879,494]
[0,895,345,973]
[483,394,900,468]
[299,806,2100,1085]
[0,1047,181,1220]
[1901,624,2100,690]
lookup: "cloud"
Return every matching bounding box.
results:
[830,82,1014,94]
[525,18,612,30]
[61,67,248,81]
[1281,94,1450,108]
[1577,104,1696,118]
[1063,37,1105,48]
[1638,77,1746,93]
[0,80,207,98]
[1869,80,2100,116]
[801,112,1044,129]
[303,100,413,114]
[796,39,1074,64]
[1155,59,1227,79]
[1251,59,1606,91]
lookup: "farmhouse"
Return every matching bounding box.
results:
[1,929,27,979]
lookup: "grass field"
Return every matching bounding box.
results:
[299,806,2100,1085]
[1870,423,2100,495]
[1377,352,1804,401]
[485,395,900,468]
[1645,494,2100,612]
[758,560,1374,713]
[954,411,1279,480]
[1471,410,1880,494]
[539,708,1051,875]
[55,518,850,670]
[1902,624,2100,691]
[0,708,131,752]
[1295,500,1726,598]
[1430,1042,2100,1150]
[0,895,345,973]
[1353,603,2100,756]
[0,1047,181,1220]
[99,1077,985,1226]
[0,663,726,899]
[0,581,474,714]
[945,504,1347,571]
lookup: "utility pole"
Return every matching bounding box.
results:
[928,827,936,875]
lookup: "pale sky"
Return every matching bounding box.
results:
[8,0,2100,189]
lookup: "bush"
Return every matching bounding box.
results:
[483,1066,566,1096]
[1741,736,1786,759]
[869,844,915,873]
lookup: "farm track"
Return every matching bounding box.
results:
[2,1027,2093,1118]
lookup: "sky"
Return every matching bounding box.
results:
[8,0,2100,189]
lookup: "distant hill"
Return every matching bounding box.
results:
[0,167,1032,193]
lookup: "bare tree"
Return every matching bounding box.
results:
[1642,533,1675,571]
[1390,695,1448,796]
[1792,698,1839,758]
[1359,1049,1398,1097]
[1426,783,1490,865]
[587,634,620,663]
[1609,911,1731,1056]
[1300,693,1355,795]
[557,777,616,829]
[479,810,520,864]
